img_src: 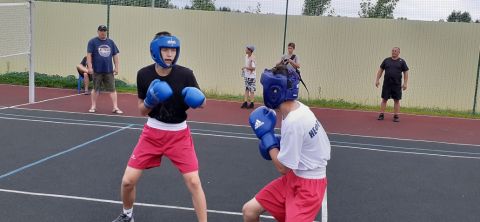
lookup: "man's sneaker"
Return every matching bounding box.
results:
[112,213,134,222]
[377,113,384,120]
[393,115,400,122]
[241,101,248,109]
[248,102,254,109]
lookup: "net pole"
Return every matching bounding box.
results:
[28,0,35,103]
[473,48,480,114]
[282,0,289,54]
[107,0,110,38]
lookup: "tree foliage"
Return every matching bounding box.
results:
[302,0,331,16]
[359,0,399,19]
[447,11,472,23]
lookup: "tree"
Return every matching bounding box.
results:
[191,0,215,11]
[476,19,480,23]
[302,0,332,16]
[155,0,176,8]
[217,6,231,12]
[359,0,399,19]
[255,2,261,14]
[447,11,472,23]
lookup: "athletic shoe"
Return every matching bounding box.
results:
[248,102,254,109]
[241,101,248,108]
[112,213,134,222]
[393,115,400,122]
[377,113,384,120]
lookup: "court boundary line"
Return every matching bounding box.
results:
[0,115,478,160]
[0,124,133,180]
[2,84,478,121]
[7,107,480,147]
[0,188,285,221]
[0,94,80,111]
[2,111,476,156]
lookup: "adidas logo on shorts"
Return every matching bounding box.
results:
[254,119,264,129]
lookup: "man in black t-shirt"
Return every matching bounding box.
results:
[76,56,92,94]
[375,47,409,122]
[112,32,207,222]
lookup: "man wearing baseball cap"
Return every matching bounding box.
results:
[86,25,122,114]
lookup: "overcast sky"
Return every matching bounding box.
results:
[171,0,480,21]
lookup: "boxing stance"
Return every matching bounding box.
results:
[112,32,207,222]
[243,67,331,222]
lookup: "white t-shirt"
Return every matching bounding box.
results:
[277,102,331,179]
[244,55,256,78]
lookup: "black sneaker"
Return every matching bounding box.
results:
[377,113,384,120]
[393,115,400,122]
[241,102,248,109]
[112,213,134,222]
[248,102,254,109]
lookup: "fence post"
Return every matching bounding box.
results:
[107,0,111,38]
[473,48,480,114]
[282,0,289,54]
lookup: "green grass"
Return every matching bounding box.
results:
[1,72,479,119]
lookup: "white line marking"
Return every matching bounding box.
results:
[1,94,80,110]
[0,125,133,179]
[0,188,281,220]
[330,132,480,147]
[0,112,141,126]
[332,141,480,155]
[3,112,475,156]
[0,115,479,159]
[333,145,480,160]
[8,107,480,147]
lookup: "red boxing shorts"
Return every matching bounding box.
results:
[255,171,327,222]
[128,124,199,174]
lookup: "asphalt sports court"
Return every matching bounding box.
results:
[0,84,479,222]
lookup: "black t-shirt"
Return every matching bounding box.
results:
[78,57,87,75]
[137,64,200,124]
[380,57,409,86]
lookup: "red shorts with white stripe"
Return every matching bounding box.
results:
[255,171,327,222]
[127,124,199,174]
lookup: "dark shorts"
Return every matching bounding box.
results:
[78,72,92,80]
[93,73,115,92]
[382,84,402,100]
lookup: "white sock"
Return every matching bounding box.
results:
[123,208,133,218]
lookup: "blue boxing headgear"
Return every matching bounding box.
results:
[260,67,300,109]
[150,36,180,68]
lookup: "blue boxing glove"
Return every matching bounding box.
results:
[144,79,173,109]
[259,134,281,160]
[249,106,279,160]
[182,87,205,109]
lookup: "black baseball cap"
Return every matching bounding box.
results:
[98,25,108,31]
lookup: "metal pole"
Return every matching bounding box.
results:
[107,0,110,38]
[282,0,289,54]
[473,48,480,114]
[151,0,154,8]
[28,0,35,103]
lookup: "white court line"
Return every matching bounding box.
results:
[0,115,479,159]
[329,132,480,147]
[0,188,283,221]
[2,111,475,156]
[8,107,480,148]
[0,94,80,111]
[333,145,480,160]
[332,141,480,155]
